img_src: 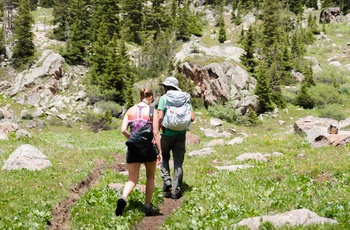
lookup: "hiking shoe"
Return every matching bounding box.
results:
[115,197,127,216]
[142,203,158,216]
[163,179,172,192]
[171,188,182,200]
[164,190,172,198]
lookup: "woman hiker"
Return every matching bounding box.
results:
[116,88,162,216]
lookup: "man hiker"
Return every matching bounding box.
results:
[157,76,195,199]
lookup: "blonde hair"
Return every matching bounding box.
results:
[140,88,153,101]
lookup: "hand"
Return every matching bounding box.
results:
[156,152,162,165]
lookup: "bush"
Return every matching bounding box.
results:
[317,104,348,120]
[95,101,123,118]
[208,103,237,123]
[308,84,343,108]
[339,83,350,95]
[84,110,116,133]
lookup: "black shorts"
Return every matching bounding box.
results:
[126,145,157,163]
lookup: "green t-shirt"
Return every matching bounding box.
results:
[157,94,187,136]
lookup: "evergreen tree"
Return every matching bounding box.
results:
[289,0,303,15]
[144,0,172,40]
[62,0,91,65]
[269,51,286,108]
[188,12,203,37]
[87,20,110,102]
[40,0,54,7]
[296,82,314,109]
[281,44,293,85]
[175,2,191,41]
[102,37,126,102]
[303,63,316,87]
[90,0,120,41]
[255,60,274,113]
[12,0,35,68]
[218,16,227,43]
[240,25,256,73]
[260,0,282,65]
[121,0,143,44]
[0,27,5,56]
[52,0,68,41]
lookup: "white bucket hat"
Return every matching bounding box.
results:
[162,76,181,91]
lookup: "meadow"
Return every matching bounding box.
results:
[1,6,350,230]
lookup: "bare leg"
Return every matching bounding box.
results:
[122,163,141,199]
[144,160,156,205]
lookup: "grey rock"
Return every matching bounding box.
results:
[2,144,52,171]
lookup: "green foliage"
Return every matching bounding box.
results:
[175,2,191,41]
[86,31,128,104]
[238,108,262,127]
[208,103,237,123]
[308,84,343,108]
[0,27,6,56]
[94,100,123,118]
[84,111,116,132]
[317,103,348,120]
[218,16,226,43]
[12,0,36,68]
[120,0,143,44]
[295,83,315,109]
[90,0,120,41]
[52,0,68,41]
[255,60,274,113]
[40,0,54,8]
[240,25,257,73]
[188,13,204,37]
[60,0,91,65]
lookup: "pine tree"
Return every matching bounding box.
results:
[218,16,226,43]
[52,0,68,41]
[255,60,274,113]
[40,0,54,7]
[87,20,110,102]
[269,51,286,108]
[0,27,5,56]
[303,63,316,88]
[240,25,256,73]
[260,0,282,65]
[62,0,91,65]
[102,37,126,103]
[121,0,143,44]
[296,82,314,109]
[12,0,35,68]
[175,2,191,41]
[90,0,120,41]
[281,44,293,85]
[144,0,172,40]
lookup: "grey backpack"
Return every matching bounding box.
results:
[162,90,191,131]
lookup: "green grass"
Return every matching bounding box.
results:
[2,5,350,230]
[2,105,350,229]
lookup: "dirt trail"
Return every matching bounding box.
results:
[135,197,184,230]
[48,159,107,230]
[48,155,183,229]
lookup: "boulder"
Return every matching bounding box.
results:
[2,144,52,171]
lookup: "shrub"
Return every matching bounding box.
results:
[317,104,348,120]
[339,83,350,95]
[84,110,115,133]
[208,103,237,123]
[308,84,343,108]
[94,101,123,118]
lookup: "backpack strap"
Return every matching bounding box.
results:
[136,105,147,119]
[149,106,154,122]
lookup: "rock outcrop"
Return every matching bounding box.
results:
[179,61,258,115]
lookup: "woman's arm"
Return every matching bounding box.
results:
[121,109,130,139]
[152,108,162,163]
